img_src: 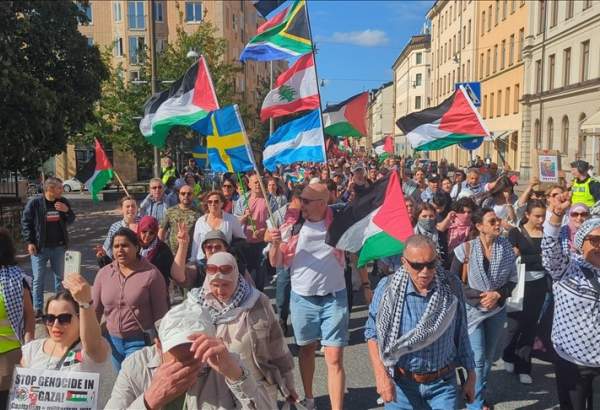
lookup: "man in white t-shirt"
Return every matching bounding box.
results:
[269,183,348,410]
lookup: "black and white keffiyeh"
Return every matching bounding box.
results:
[0,266,26,343]
[467,236,517,291]
[189,277,256,325]
[376,266,458,367]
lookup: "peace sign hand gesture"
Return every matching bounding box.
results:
[177,222,189,245]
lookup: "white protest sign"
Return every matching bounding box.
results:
[538,154,559,182]
[8,367,99,410]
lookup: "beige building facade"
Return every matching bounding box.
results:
[392,34,431,156]
[57,0,275,182]
[367,82,394,152]
[521,0,600,180]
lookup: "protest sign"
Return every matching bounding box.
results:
[537,152,560,183]
[7,367,99,410]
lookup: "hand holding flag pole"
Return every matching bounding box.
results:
[236,172,258,233]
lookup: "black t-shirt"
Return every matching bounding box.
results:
[508,227,543,271]
[44,199,66,247]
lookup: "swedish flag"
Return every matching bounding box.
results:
[192,144,207,169]
[191,104,256,173]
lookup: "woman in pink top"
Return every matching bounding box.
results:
[92,227,168,370]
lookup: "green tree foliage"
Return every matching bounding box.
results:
[0,0,107,175]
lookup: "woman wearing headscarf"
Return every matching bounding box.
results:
[137,216,174,287]
[543,193,600,410]
[451,207,517,410]
[186,252,298,408]
[560,203,590,253]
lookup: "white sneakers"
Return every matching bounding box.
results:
[503,361,515,373]
[519,374,533,384]
[299,398,316,410]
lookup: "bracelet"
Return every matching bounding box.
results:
[552,210,565,217]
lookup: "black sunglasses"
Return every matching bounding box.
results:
[404,258,437,271]
[42,313,74,326]
[585,235,600,248]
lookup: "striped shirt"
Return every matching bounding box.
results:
[365,276,474,372]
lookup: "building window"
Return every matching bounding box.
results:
[547,117,554,149]
[538,1,545,35]
[497,91,502,117]
[81,2,93,23]
[480,53,484,79]
[566,1,574,19]
[535,60,542,93]
[482,95,488,119]
[128,36,145,64]
[481,11,486,36]
[468,19,472,43]
[518,28,524,61]
[579,113,587,158]
[416,52,422,64]
[505,87,510,115]
[113,1,121,22]
[511,0,516,13]
[415,73,422,86]
[581,40,590,82]
[154,1,163,22]
[583,0,592,10]
[86,36,94,46]
[548,54,555,90]
[501,40,506,70]
[462,26,466,48]
[415,96,422,110]
[509,34,515,66]
[490,92,495,118]
[495,0,500,26]
[467,59,471,79]
[185,1,203,22]
[488,5,492,30]
[563,47,571,86]
[114,37,123,56]
[514,83,520,113]
[493,44,498,73]
[503,0,508,20]
[562,116,569,153]
[486,49,491,77]
[534,119,541,149]
[550,0,558,27]
[127,1,145,29]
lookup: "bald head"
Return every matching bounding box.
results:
[301,183,329,222]
[302,183,329,201]
[404,234,438,257]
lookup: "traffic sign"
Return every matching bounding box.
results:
[459,137,484,150]
[455,82,481,107]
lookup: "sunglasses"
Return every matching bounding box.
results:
[570,212,589,218]
[150,186,163,190]
[206,264,235,275]
[179,192,193,196]
[42,313,74,326]
[404,258,437,271]
[204,244,224,252]
[585,235,600,248]
[207,199,221,205]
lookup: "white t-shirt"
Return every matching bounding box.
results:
[290,219,345,296]
[191,212,246,262]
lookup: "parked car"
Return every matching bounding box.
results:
[62,178,84,192]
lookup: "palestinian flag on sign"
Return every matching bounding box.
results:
[139,55,219,148]
[326,171,413,267]
[66,390,88,402]
[323,92,368,137]
[75,139,113,202]
[396,86,489,151]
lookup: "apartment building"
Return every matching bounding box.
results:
[521,0,600,180]
[392,34,431,156]
[367,82,394,152]
[56,0,276,182]
[427,0,479,166]
[477,0,528,169]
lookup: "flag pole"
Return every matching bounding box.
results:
[303,0,328,164]
[112,170,131,197]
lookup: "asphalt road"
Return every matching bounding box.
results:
[20,196,570,409]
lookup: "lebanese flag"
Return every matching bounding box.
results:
[326,171,413,266]
[396,86,489,151]
[323,92,368,137]
[74,139,113,202]
[260,53,319,122]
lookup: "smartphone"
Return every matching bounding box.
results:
[64,250,82,276]
[455,366,467,386]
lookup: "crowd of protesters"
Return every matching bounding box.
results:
[5,154,600,409]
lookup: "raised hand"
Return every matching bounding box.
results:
[188,333,243,382]
[176,222,189,244]
[143,360,202,410]
[62,273,92,305]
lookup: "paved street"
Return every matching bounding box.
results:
[20,196,564,410]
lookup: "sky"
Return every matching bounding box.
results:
[307,0,434,106]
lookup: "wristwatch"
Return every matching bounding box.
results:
[79,301,93,309]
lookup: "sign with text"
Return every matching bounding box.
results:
[8,368,99,410]
[538,154,560,182]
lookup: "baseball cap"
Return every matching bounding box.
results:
[158,301,215,352]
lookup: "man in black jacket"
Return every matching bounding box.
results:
[21,177,75,315]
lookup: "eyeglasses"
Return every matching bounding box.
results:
[585,235,600,248]
[404,258,437,271]
[207,200,221,205]
[150,186,163,190]
[570,212,589,218]
[42,313,74,326]
[179,192,193,197]
[204,244,224,252]
[206,264,235,275]
[300,197,321,205]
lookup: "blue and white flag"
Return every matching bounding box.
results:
[262,109,326,171]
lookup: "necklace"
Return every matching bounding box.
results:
[44,339,59,369]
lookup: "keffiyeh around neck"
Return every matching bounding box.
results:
[467,236,516,291]
[414,219,439,251]
[138,216,160,261]
[376,266,458,367]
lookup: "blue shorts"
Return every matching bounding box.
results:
[290,289,349,347]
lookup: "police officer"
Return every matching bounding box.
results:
[570,160,600,207]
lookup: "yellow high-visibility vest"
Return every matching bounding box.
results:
[0,287,20,353]
[571,178,595,207]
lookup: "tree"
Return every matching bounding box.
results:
[0,1,107,176]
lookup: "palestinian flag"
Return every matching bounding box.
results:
[326,171,413,267]
[396,86,489,151]
[260,53,319,122]
[75,139,113,202]
[240,0,312,61]
[140,55,219,148]
[373,135,394,157]
[323,92,368,137]
[66,391,88,402]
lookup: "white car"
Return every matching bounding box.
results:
[62,178,84,192]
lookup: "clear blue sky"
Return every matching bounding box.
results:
[306,0,433,106]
